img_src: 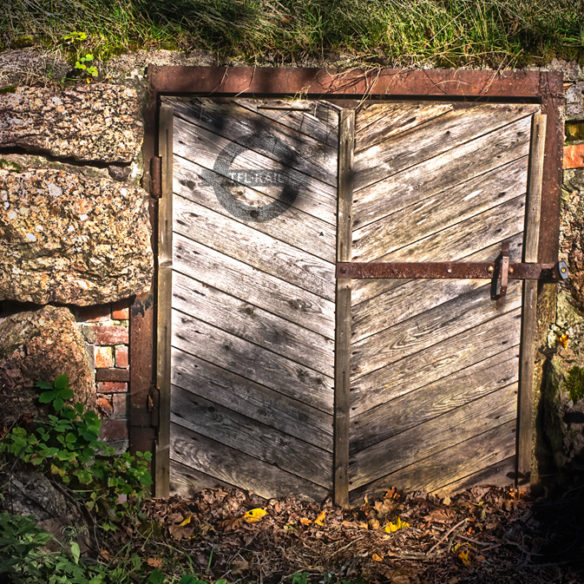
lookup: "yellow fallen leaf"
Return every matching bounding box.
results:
[371,553,383,562]
[300,517,312,526]
[359,521,369,530]
[179,515,192,527]
[384,516,410,533]
[314,510,327,526]
[242,508,267,523]
[458,549,471,566]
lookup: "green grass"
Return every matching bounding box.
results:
[0,0,583,68]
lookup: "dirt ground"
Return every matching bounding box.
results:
[134,478,584,584]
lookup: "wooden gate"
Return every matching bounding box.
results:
[338,102,543,504]
[150,71,559,503]
[159,97,339,499]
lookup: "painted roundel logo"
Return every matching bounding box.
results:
[211,132,299,222]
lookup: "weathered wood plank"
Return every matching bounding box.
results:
[352,281,522,379]
[351,346,519,453]
[334,110,355,508]
[434,456,515,495]
[174,156,336,261]
[172,270,334,377]
[171,347,334,450]
[349,420,516,502]
[173,196,335,300]
[518,114,547,481]
[352,116,533,230]
[349,383,518,490]
[354,104,538,190]
[173,117,337,212]
[352,156,529,262]
[233,98,339,147]
[173,234,335,339]
[351,234,524,309]
[172,310,334,413]
[155,102,174,497]
[351,308,523,416]
[360,195,526,263]
[171,97,338,186]
[170,460,234,498]
[355,102,453,150]
[171,385,332,487]
[171,425,329,500]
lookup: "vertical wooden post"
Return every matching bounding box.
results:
[517,113,547,482]
[334,110,355,507]
[154,103,174,497]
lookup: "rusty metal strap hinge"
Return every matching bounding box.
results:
[336,260,568,282]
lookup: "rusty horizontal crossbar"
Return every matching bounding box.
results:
[336,262,559,280]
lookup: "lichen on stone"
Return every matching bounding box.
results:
[0,167,152,305]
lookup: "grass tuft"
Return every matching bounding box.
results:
[0,0,583,67]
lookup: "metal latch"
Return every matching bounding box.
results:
[492,243,510,305]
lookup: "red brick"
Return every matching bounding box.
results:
[76,304,111,323]
[94,325,129,345]
[112,394,128,418]
[564,143,584,169]
[100,419,128,442]
[111,300,130,320]
[97,381,128,393]
[94,346,114,368]
[115,345,129,368]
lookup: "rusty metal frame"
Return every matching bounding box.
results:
[133,65,563,496]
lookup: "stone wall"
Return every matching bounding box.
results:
[1,50,584,482]
[0,79,151,448]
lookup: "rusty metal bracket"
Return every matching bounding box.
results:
[336,261,560,281]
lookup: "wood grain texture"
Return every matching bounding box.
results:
[170,460,233,498]
[352,156,529,262]
[170,97,338,186]
[351,346,519,453]
[171,385,332,487]
[435,456,515,495]
[354,104,539,190]
[171,347,334,450]
[349,420,517,502]
[351,308,523,417]
[364,196,526,263]
[233,98,340,148]
[174,195,335,300]
[172,270,334,377]
[352,116,534,231]
[171,425,329,500]
[174,155,336,261]
[351,281,522,380]
[173,233,335,339]
[172,309,334,413]
[350,383,518,489]
[355,102,453,151]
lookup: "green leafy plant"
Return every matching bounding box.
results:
[61,31,99,82]
[0,512,107,583]
[0,375,152,524]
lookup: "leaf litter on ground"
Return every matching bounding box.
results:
[105,482,584,583]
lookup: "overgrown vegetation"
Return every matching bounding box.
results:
[1,0,583,67]
[0,375,214,583]
[566,365,584,403]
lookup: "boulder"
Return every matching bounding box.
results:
[0,167,152,305]
[0,305,95,427]
[0,83,143,164]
